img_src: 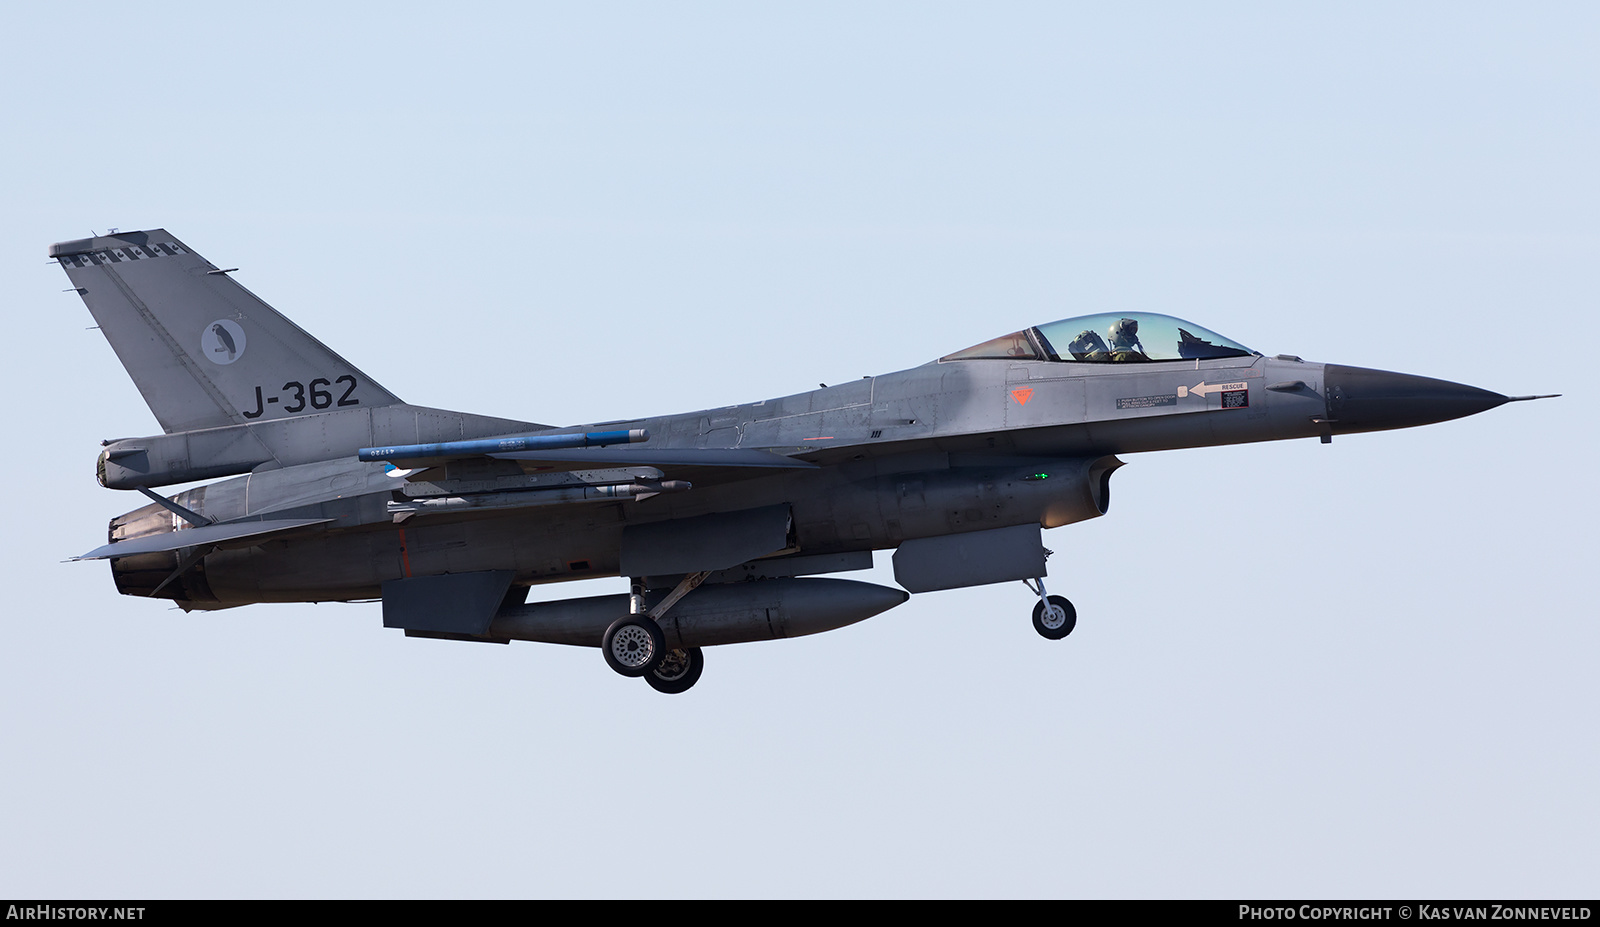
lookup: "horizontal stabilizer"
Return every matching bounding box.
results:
[74,518,333,561]
[491,447,818,470]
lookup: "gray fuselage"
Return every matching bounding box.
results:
[108,352,1331,607]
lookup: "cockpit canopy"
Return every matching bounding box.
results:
[942,312,1256,364]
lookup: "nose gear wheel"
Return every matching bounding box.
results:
[1032,595,1077,640]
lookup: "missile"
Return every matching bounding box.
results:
[387,480,690,518]
[489,577,911,649]
[359,428,648,463]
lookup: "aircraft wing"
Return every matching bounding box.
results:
[74,518,334,560]
[485,447,820,491]
[364,434,820,507]
[360,431,819,482]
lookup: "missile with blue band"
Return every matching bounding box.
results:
[359,428,648,463]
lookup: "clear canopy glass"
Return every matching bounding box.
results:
[942,312,1255,364]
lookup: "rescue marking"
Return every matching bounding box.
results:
[1118,380,1254,410]
[1178,381,1249,399]
[1117,394,1177,410]
[1011,387,1034,405]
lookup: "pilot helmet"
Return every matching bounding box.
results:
[1108,318,1141,350]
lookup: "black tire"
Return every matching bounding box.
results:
[602,615,666,677]
[1032,595,1077,640]
[644,647,705,694]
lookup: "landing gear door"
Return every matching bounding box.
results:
[619,504,794,577]
[892,524,1047,593]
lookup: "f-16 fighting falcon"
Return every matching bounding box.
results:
[55,229,1554,693]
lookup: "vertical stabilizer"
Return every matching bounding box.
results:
[52,229,403,434]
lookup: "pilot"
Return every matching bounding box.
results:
[1106,318,1148,362]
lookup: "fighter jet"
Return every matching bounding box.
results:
[55,229,1554,693]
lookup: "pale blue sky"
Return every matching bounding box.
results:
[1,2,1595,898]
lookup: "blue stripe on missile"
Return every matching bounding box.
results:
[358,428,647,463]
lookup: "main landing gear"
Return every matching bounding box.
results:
[645,646,705,694]
[603,573,709,693]
[602,614,665,677]
[1023,576,1076,640]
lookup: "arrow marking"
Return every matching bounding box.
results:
[1177,381,1249,399]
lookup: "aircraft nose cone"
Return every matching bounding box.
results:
[1324,364,1509,433]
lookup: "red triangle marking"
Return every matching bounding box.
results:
[1011,388,1034,405]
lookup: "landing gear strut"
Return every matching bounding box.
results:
[1023,576,1076,640]
[604,573,709,691]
